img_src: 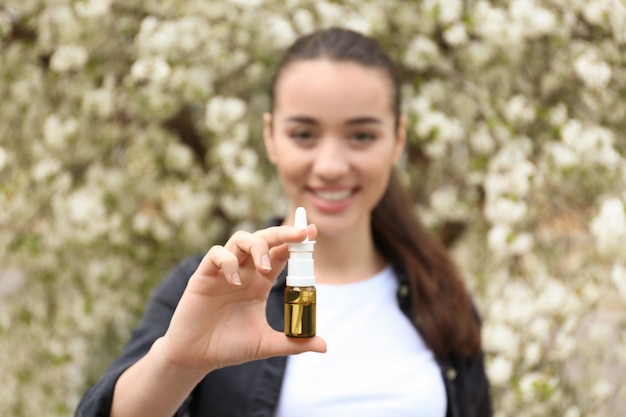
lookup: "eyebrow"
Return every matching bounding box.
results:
[346,117,382,125]
[285,116,382,125]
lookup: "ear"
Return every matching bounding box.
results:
[393,115,407,164]
[263,112,277,164]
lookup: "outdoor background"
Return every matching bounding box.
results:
[1,0,625,416]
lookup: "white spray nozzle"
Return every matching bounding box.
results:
[287,207,315,286]
[294,206,309,241]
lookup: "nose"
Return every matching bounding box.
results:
[312,137,349,181]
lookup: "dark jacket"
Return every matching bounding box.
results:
[76,254,492,417]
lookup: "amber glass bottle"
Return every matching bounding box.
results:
[285,285,316,337]
[285,207,316,338]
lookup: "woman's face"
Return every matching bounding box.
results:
[264,59,405,238]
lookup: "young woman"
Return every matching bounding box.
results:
[76,27,491,417]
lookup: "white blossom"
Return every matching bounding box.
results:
[537,279,573,315]
[423,139,447,160]
[440,0,463,24]
[74,0,112,18]
[228,0,263,7]
[131,57,171,85]
[65,188,106,225]
[487,225,533,255]
[487,224,512,254]
[38,6,81,48]
[508,232,534,255]
[557,120,621,168]
[611,263,626,299]
[0,10,12,38]
[553,332,576,360]
[31,158,62,182]
[529,317,551,340]
[238,147,258,170]
[443,23,468,46]
[547,143,578,169]
[50,45,88,73]
[483,322,520,358]
[548,103,568,126]
[504,95,535,125]
[266,16,296,48]
[583,1,609,25]
[591,379,613,402]
[590,197,626,254]
[220,193,252,218]
[161,184,212,224]
[429,186,467,221]
[608,0,626,42]
[404,35,441,70]
[293,8,315,34]
[524,342,542,367]
[529,6,557,36]
[484,197,528,225]
[165,143,194,171]
[510,0,557,37]
[488,138,533,173]
[519,373,555,401]
[574,50,612,89]
[564,406,581,417]
[488,356,513,386]
[82,76,115,118]
[43,115,78,149]
[205,96,247,132]
[168,66,214,100]
[424,0,463,25]
[315,1,344,25]
[469,124,495,155]
[355,3,386,34]
[135,16,211,58]
[0,268,26,299]
[216,140,240,161]
[150,217,173,241]
[416,111,464,143]
[474,1,523,46]
[231,166,260,189]
[464,42,495,67]
[582,281,602,304]
[485,159,535,200]
[0,147,8,171]
[132,211,152,234]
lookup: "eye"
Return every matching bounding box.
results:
[350,131,376,143]
[290,130,314,140]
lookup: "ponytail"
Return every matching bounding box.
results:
[372,171,481,358]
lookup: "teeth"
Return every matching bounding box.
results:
[314,190,352,201]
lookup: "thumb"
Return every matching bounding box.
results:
[262,333,327,358]
[285,335,327,355]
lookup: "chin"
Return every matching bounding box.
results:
[315,214,366,238]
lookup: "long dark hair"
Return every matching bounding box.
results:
[269,27,480,359]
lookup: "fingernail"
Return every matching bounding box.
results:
[261,254,272,271]
[231,272,242,285]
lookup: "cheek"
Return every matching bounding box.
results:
[273,148,307,181]
[372,167,393,191]
[360,153,395,193]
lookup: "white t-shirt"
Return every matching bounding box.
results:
[275,266,447,417]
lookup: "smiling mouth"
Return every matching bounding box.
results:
[311,189,354,201]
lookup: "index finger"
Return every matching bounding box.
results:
[220,224,316,276]
[253,224,317,249]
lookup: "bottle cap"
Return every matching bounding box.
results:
[287,207,315,286]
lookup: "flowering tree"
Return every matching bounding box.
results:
[0,0,625,415]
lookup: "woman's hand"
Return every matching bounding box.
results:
[158,224,326,374]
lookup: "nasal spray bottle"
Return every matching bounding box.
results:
[284,207,316,338]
